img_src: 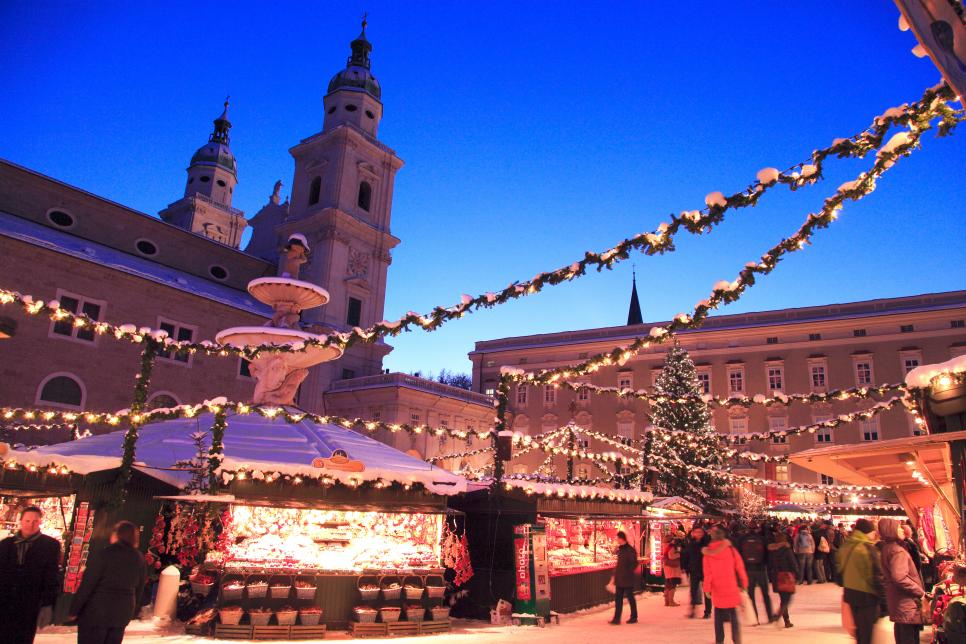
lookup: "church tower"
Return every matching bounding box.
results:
[160,99,247,248]
[273,18,404,411]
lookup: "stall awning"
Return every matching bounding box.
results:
[790,430,966,542]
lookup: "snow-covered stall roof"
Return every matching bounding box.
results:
[468,478,654,504]
[5,412,468,495]
[905,354,966,389]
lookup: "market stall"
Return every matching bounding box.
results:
[791,429,966,550]
[642,497,702,587]
[1,410,472,638]
[449,479,653,617]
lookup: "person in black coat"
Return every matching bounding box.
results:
[681,525,712,618]
[69,521,147,644]
[0,505,62,644]
[609,531,639,624]
[767,531,798,628]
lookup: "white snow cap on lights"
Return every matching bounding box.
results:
[906,355,966,389]
[287,233,310,251]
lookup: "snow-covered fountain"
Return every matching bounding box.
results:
[215,234,343,405]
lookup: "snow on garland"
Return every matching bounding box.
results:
[0,85,958,359]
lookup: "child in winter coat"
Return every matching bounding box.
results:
[703,526,749,644]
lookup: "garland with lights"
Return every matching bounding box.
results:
[550,379,908,409]
[112,341,158,508]
[207,407,229,491]
[724,396,905,443]
[0,86,958,359]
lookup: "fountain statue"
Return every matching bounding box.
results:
[215,233,343,405]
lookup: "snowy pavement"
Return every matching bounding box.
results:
[36,582,898,643]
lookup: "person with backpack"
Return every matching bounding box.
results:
[737,523,774,625]
[814,523,831,584]
[837,518,885,644]
[767,530,798,628]
[702,526,748,644]
[662,531,684,607]
[793,525,816,584]
[878,518,925,644]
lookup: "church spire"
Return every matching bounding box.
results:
[627,269,643,326]
[210,96,232,145]
[348,13,372,69]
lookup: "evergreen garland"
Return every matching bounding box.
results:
[111,340,158,508]
[647,345,728,509]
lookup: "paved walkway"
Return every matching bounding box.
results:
[37,582,899,643]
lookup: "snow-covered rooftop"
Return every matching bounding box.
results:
[0,211,272,318]
[6,412,468,495]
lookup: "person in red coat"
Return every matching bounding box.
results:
[703,526,749,644]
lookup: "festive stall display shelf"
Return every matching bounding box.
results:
[543,516,642,577]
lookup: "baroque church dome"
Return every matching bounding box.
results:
[190,99,237,176]
[326,19,381,99]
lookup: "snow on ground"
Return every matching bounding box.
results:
[36,582,896,643]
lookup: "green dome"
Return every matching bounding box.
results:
[327,67,381,99]
[190,142,236,176]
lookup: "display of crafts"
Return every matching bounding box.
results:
[542,517,641,576]
[206,505,444,572]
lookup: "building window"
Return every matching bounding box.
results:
[854,358,874,386]
[544,385,556,405]
[369,407,382,421]
[576,384,590,402]
[46,209,75,228]
[900,324,914,333]
[617,420,634,446]
[900,349,922,376]
[516,385,528,405]
[775,464,789,482]
[729,416,748,445]
[952,320,965,329]
[769,416,788,444]
[617,373,633,391]
[767,365,784,392]
[809,333,822,341]
[50,291,103,343]
[410,412,421,424]
[814,414,833,443]
[861,418,879,441]
[484,383,495,397]
[357,181,372,211]
[238,358,252,379]
[308,176,321,205]
[512,464,528,475]
[575,464,591,480]
[576,438,590,450]
[157,319,195,364]
[766,337,779,345]
[820,474,834,485]
[853,328,867,337]
[346,297,362,327]
[341,368,356,380]
[36,373,84,409]
[696,368,711,395]
[728,367,745,395]
[810,363,827,391]
[146,393,179,410]
[135,239,158,256]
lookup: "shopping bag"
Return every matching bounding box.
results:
[737,591,757,625]
[605,579,616,594]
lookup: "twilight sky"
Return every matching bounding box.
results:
[1,2,963,377]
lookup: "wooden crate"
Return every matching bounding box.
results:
[387,621,419,637]
[184,621,213,637]
[419,619,451,635]
[289,624,327,640]
[350,622,389,638]
[214,624,254,639]
[253,625,293,640]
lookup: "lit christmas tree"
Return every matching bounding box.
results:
[646,344,728,509]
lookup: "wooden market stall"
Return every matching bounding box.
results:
[791,430,966,552]
[449,479,653,618]
[1,410,472,639]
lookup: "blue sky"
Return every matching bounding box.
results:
[1,2,963,377]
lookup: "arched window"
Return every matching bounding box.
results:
[146,393,180,410]
[36,373,84,409]
[357,181,372,212]
[308,176,321,206]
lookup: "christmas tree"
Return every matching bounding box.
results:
[646,344,728,508]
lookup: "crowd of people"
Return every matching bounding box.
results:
[611,515,963,644]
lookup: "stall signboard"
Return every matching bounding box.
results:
[513,524,551,620]
[649,526,663,576]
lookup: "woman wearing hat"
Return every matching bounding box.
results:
[662,530,685,607]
